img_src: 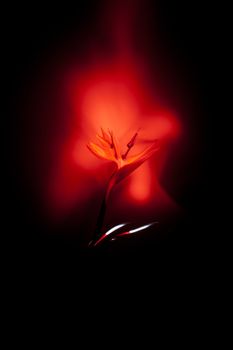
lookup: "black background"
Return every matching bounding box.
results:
[5,0,216,275]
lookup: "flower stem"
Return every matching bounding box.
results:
[90,172,116,246]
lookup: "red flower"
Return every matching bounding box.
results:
[87,128,159,189]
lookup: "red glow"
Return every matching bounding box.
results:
[39,1,182,220]
[46,61,181,215]
[129,163,152,202]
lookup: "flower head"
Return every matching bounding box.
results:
[87,128,159,246]
[87,128,159,187]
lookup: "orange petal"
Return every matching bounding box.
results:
[87,142,109,160]
[109,130,121,160]
[96,134,119,161]
[87,142,117,163]
[96,134,111,148]
[101,128,112,144]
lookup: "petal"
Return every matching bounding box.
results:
[96,134,119,161]
[101,128,112,144]
[87,142,110,160]
[96,134,111,148]
[109,130,121,160]
[87,142,118,164]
